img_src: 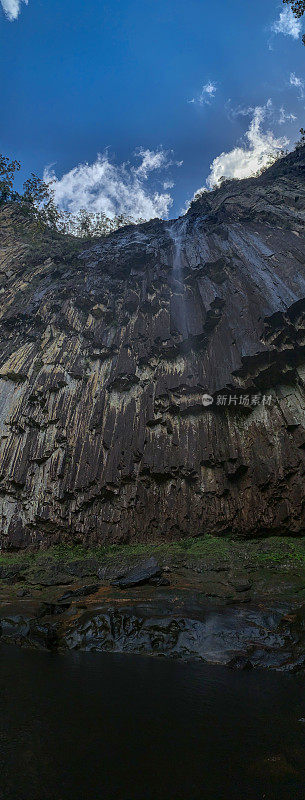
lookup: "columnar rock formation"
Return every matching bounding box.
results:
[1,148,305,549]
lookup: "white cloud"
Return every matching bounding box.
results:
[290,71,304,96]
[188,81,217,105]
[271,6,302,38]
[226,100,255,120]
[278,105,297,124]
[226,98,273,121]
[228,99,296,127]
[202,104,288,190]
[44,148,180,222]
[1,0,28,21]
[134,148,170,178]
[134,147,182,179]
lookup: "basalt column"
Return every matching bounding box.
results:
[1,147,305,548]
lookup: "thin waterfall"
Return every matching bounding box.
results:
[166,218,188,339]
[167,218,187,279]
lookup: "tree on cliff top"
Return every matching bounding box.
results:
[0,155,143,239]
[0,156,21,203]
[283,0,305,42]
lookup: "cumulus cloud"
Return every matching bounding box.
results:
[290,71,304,96]
[188,81,217,105]
[1,0,27,21]
[202,104,288,190]
[44,148,181,222]
[271,6,302,38]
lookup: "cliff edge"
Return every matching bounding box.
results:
[1,147,305,548]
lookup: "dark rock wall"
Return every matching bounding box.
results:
[1,148,305,548]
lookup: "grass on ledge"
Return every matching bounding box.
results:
[1,534,305,568]
[0,534,230,566]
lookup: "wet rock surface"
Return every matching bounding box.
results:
[58,584,99,601]
[1,587,305,672]
[1,538,305,671]
[110,556,162,587]
[60,602,305,671]
[1,148,305,547]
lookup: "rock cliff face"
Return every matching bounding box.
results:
[1,147,305,549]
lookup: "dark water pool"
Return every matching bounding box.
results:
[0,645,305,800]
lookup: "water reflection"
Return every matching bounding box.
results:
[0,645,305,799]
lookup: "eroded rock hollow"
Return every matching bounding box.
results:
[1,148,305,549]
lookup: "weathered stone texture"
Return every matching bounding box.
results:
[1,148,305,548]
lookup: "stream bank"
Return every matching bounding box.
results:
[1,535,305,670]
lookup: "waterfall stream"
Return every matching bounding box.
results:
[166,218,188,339]
[167,218,187,279]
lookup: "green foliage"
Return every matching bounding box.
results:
[255,538,305,565]
[296,128,305,148]
[283,0,305,43]
[2,535,305,572]
[0,153,144,240]
[0,534,232,567]
[0,155,21,203]
[254,150,286,176]
[22,173,50,204]
[65,208,145,238]
[283,0,305,18]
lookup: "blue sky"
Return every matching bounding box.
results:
[0,0,305,220]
